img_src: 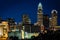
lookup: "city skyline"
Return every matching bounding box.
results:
[0,0,60,25]
[0,0,60,39]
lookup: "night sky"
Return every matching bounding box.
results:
[0,0,60,25]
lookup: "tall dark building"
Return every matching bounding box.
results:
[31,25,40,33]
[43,15,49,28]
[22,14,31,33]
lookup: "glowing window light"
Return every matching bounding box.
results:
[0,32,2,36]
[0,28,3,37]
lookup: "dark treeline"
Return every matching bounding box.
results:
[31,30,60,40]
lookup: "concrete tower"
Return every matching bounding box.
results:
[51,10,58,27]
[37,3,43,26]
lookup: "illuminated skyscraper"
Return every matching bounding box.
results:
[0,20,8,40]
[35,3,43,26]
[51,10,58,27]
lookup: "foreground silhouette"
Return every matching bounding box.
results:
[31,30,60,40]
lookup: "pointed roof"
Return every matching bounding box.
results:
[38,2,43,9]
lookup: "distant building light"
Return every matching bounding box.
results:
[15,22,17,25]
[12,30,15,32]
[49,18,52,20]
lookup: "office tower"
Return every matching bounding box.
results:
[37,2,43,26]
[51,10,58,27]
[22,14,31,33]
[22,14,31,25]
[0,20,8,39]
[43,15,49,28]
[35,3,43,26]
[7,18,16,31]
[34,3,43,33]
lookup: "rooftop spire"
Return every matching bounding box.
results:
[38,2,42,10]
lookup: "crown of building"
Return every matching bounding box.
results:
[51,10,58,14]
[38,2,43,10]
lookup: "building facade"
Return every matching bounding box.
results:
[36,3,43,26]
[43,15,49,28]
[51,10,58,27]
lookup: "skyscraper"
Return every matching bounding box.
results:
[51,10,58,27]
[22,14,31,33]
[43,15,49,28]
[7,18,16,31]
[36,3,43,26]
